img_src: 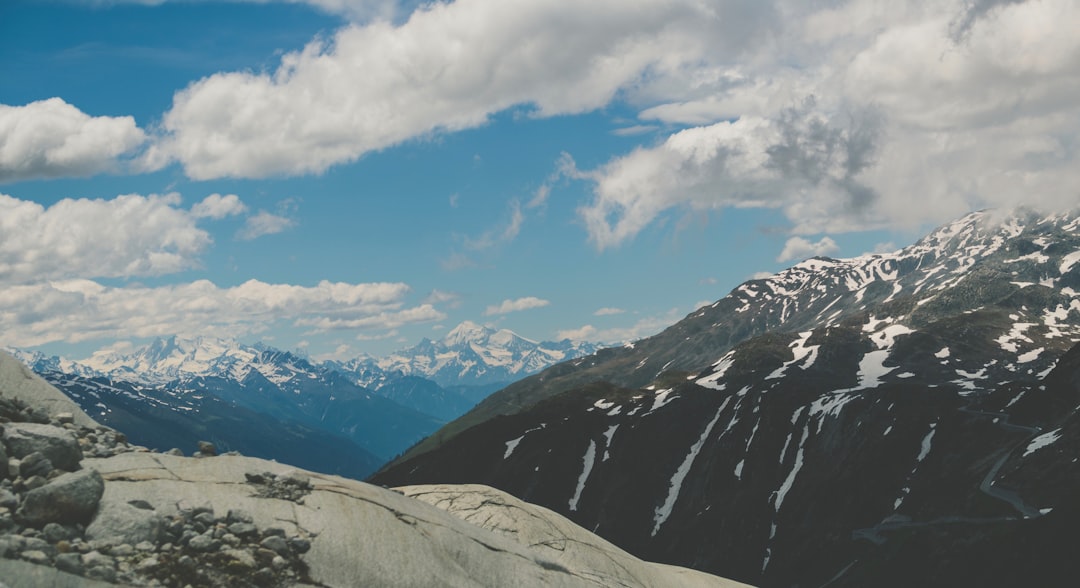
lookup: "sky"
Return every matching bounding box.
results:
[1,0,1078,362]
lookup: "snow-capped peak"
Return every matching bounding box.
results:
[77,335,260,384]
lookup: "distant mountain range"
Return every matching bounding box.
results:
[7,321,600,478]
[327,320,599,388]
[373,208,1080,586]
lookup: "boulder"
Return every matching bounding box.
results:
[16,468,104,527]
[3,422,83,471]
[85,500,164,546]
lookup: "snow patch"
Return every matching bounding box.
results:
[1023,429,1062,458]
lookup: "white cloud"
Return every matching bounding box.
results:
[594,307,625,316]
[147,0,752,179]
[557,308,682,344]
[0,192,210,283]
[556,325,597,342]
[237,210,295,240]
[0,278,439,347]
[484,296,550,316]
[191,193,247,219]
[777,236,839,263]
[574,0,1080,245]
[0,98,146,182]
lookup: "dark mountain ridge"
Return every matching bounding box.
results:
[373,208,1080,586]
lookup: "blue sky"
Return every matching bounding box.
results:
[2,0,1077,361]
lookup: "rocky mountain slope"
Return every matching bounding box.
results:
[0,350,746,588]
[373,208,1080,587]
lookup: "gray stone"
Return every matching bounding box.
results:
[222,548,256,571]
[109,543,134,557]
[197,441,217,456]
[226,508,253,524]
[82,550,115,570]
[187,533,215,552]
[19,451,54,478]
[16,468,104,527]
[55,552,85,575]
[42,522,74,543]
[0,487,17,509]
[287,536,311,554]
[3,423,83,471]
[227,521,258,537]
[24,474,48,490]
[259,535,289,556]
[56,412,75,424]
[134,555,159,572]
[86,500,164,546]
[20,549,50,565]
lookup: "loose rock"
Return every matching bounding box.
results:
[2,423,83,471]
[16,468,104,527]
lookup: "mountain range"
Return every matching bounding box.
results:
[372,208,1080,586]
[9,321,598,477]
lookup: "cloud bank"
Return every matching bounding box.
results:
[574,0,1080,249]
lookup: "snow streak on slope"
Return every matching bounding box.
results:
[651,396,731,536]
[569,440,598,512]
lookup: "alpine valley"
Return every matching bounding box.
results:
[372,208,1080,587]
[8,322,597,478]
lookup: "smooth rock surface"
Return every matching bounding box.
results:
[399,484,752,588]
[85,452,744,587]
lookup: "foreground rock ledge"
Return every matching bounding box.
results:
[72,452,746,587]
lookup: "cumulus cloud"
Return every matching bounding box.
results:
[0,192,210,283]
[147,0,760,179]
[574,0,1080,246]
[0,98,146,182]
[484,296,550,316]
[191,193,247,219]
[777,236,839,263]
[0,278,440,347]
[237,210,296,240]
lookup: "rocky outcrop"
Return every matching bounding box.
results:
[0,351,97,428]
[1,350,744,587]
